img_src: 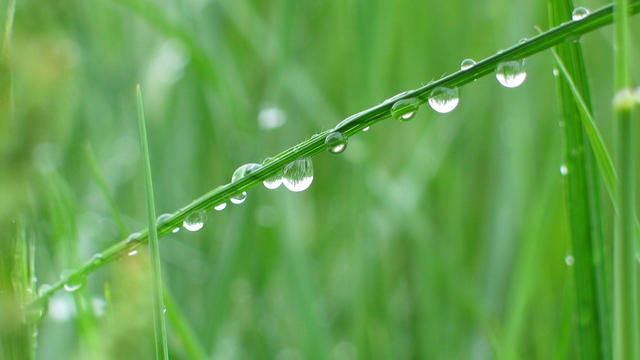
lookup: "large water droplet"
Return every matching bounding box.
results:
[325,132,347,154]
[428,87,460,114]
[183,210,205,231]
[214,202,227,211]
[460,58,476,70]
[391,98,420,121]
[61,271,85,293]
[231,163,262,203]
[572,7,589,21]
[496,60,527,88]
[283,158,314,192]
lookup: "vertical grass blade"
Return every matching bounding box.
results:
[548,1,611,358]
[613,0,637,358]
[136,84,169,360]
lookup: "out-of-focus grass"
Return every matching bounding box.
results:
[0,0,638,359]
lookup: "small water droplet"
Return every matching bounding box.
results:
[572,7,589,21]
[391,98,420,121]
[230,192,247,204]
[428,87,460,114]
[460,58,476,70]
[565,255,574,266]
[362,126,370,132]
[325,132,348,154]
[496,59,527,88]
[157,213,179,233]
[552,68,559,77]
[183,210,205,231]
[125,232,142,244]
[91,253,105,265]
[172,227,180,233]
[26,286,51,323]
[231,163,262,203]
[128,250,139,256]
[61,271,85,293]
[283,158,314,192]
[162,306,167,314]
[261,158,283,189]
[560,164,568,176]
[214,202,228,211]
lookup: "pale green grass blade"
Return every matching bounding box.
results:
[136,84,169,360]
[613,0,637,358]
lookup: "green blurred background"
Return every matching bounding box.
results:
[1,0,639,358]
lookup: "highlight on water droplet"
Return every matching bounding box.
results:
[428,87,460,114]
[261,157,283,190]
[283,158,314,192]
[231,163,262,203]
[61,271,85,293]
[572,7,589,21]
[128,250,139,256]
[325,131,348,154]
[391,97,420,121]
[125,232,142,244]
[552,68,559,77]
[91,253,105,265]
[183,210,205,232]
[214,202,227,211]
[460,58,476,71]
[362,126,370,132]
[565,255,575,266]
[496,59,527,88]
[560,164,568,176]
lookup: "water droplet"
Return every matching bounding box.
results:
[230,192,247,204]
[391,97,420,121]
[91,253,105,265]
[172,227,180,233]
[460,58,476,70]
[61,271,85,293]
[325,132,348,154]
[128,250,139,256]
[26,287,50,323]
[428,87,460,114]
[183,210,205,232]
[572,7,589,21]
[214,202,228,211]
[565,255,575,266]
[231,163,262,203]
[362,126,370,132]
[157,213,179,233]
[283,158,314,192]
[552,68,559,77]
[126,232,142,244]
[263,173,283,190]
[162,306,167,314]
[560,164,568,176]
[496,59,527,88]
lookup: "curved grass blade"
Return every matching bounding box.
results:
[27,0,640,307]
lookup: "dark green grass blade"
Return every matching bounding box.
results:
[548,1,611,359]
[136,84,169,360]
[28,0,640,307]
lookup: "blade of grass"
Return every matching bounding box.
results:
[613,0,637,358]
[548,1,611,358]
[136,84,169,360]
[28,0,640,307]
[84,140,207,360]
